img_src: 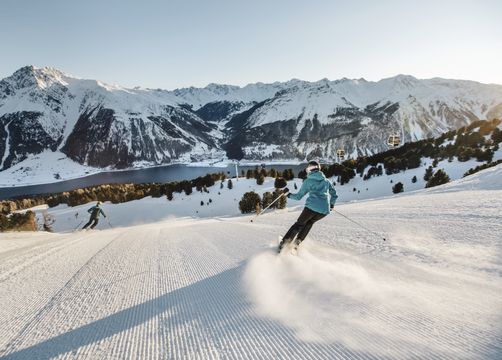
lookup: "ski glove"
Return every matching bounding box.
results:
[330,203,335,211]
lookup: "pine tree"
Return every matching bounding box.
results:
[274,177,287,189]
[411,176,417,183]
[392,182,404,194]
[227,179,233,189]
[256,174,265,185]
[283,169,295,180]
[426,169,450,188]
[239,192,262,214]
[273,189,287,209]
[424,166,434,181]
[262,192,274,209]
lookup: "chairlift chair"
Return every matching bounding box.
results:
[336,148,346,162]
[387,134,401,148]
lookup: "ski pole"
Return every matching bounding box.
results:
[107,220,113,229]
[74,220,84,231]
[333,209,386,241]
[250,191,288,222]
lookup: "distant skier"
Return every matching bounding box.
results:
[82,201,106,230]
[278,160,338,253]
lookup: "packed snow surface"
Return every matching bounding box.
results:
[0,166,501,359]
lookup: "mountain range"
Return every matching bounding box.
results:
[1,65,502,171]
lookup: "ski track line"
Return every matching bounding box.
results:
[0,232,121,357]
[0,233,64,259]
[76,230,160,360]
[0,237,113,342]
[160,230,228,359]
[5,229,160,359]
[0,232,120,352]
[177,225,318,357]
[0,233,95,284]
[160,228,261,359]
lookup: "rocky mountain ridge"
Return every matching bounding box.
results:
[1,65,502,170]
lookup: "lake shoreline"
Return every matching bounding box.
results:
[0,163,307,200]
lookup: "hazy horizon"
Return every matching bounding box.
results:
[1,0,501,89]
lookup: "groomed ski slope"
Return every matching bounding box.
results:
[1,166,502,359]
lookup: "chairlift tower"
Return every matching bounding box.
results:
[234,161,239,181]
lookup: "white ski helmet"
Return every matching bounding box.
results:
[306,160,320,173]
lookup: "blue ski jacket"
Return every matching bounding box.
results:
[288,171,338,215]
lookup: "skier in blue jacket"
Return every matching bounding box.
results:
[278,160,338,253]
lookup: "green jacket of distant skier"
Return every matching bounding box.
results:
[88,205,106,219]
[288,171,338,215]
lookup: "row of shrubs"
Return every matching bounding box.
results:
[0,211,37,232]
[245,168,295,181]
[1,172,228,214]
[239,189,288,214]
[463,159,502,177]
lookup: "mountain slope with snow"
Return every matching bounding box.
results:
[1,66,502,175]
[224,76,502,160]
[0,66,222,170]
[1,165,501,359]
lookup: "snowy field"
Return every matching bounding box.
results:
[0,165,501,359]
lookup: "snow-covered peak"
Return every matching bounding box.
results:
[204,83,240,95]
[172,81,289,109]
[4,65,74,90]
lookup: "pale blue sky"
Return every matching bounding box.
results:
[1,0,501,88]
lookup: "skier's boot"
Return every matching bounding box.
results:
[291,239,301,255]
[278,238,290,253]
[278,240,285,253]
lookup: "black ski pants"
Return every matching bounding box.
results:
[283,207,326,245]
[83,217,99,229]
